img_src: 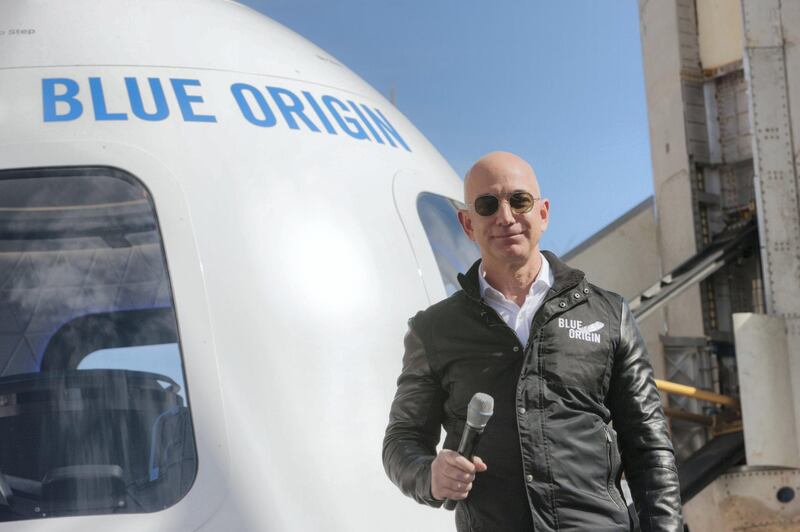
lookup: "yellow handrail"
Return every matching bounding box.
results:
[655,379,740,410]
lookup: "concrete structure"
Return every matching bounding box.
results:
[636,0,793,461]
[630,0,800,528]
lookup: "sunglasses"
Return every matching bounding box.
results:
[466,191,539,217]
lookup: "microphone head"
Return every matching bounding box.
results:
[466,392,494,429]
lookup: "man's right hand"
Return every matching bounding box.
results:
[430,449,487,501]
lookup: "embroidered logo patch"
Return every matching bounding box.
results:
[557,318,605,344]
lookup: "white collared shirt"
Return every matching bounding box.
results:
[478,254,554,346]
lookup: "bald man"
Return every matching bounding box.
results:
[383,152,681,531]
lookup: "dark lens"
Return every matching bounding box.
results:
[509,192,534,213]
[474,195,499,216]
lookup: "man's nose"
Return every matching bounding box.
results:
[495,199,515,225]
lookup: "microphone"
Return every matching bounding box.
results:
[443,392,494,511]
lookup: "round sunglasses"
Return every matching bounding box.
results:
[466,191,539,217]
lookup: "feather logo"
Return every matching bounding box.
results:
[578,321,605,334]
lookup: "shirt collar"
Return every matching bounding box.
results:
[478,253,554,301]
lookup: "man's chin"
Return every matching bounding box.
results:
[490,245,530,263]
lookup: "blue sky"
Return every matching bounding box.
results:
[239,1,653,255]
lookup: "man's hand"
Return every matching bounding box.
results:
[430,449,487,501]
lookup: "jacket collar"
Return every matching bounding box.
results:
[457,250,585,302]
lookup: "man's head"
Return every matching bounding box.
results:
[457,151,549,270]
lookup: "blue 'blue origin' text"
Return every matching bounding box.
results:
[41,77,411,152]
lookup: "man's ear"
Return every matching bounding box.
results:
[457,210,476,241]
[539,199,550,231]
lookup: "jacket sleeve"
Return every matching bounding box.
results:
[608,301,682,532]
[382,319,445,507]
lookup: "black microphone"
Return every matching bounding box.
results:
[443,392,494,511]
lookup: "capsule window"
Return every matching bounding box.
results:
[416,192,480,296]
[0,167,196,521]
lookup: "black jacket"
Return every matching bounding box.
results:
[383,252,681,531]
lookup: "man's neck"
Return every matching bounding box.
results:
[482,253,543,306]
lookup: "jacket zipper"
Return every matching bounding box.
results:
[515,329,542,532]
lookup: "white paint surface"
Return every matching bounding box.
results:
[734,313,800,468]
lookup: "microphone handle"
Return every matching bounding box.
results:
[443,427,483,511]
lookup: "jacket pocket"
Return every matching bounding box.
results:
[603,425,625,510]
